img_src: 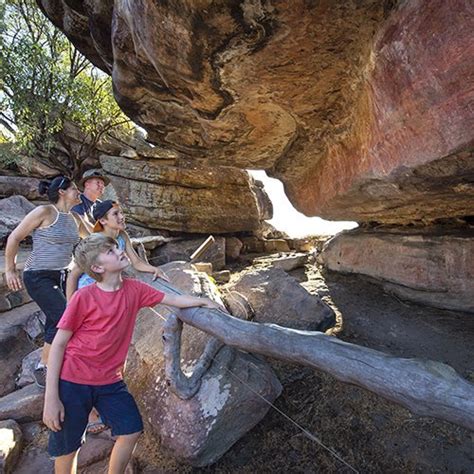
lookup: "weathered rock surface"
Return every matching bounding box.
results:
[0,326,32,398]
[0,303,44,397]
[226,267,334,331]
[0,302,45,340]
[101,155,272,233]
[17,349,42,389]
[37,1,473,224]
[125,268,281,466]
[77,432,115,468]
[0,177,42,201]
[19,422,43,445]
[14,447,53,474]
[253,253,309,272]
[224,237,243,261]
[319,227,474,313]
[0,384,44,423]
[150,236,226,270]
[0,250,33,312]
[0,419,22,474]
[0,196,35,246]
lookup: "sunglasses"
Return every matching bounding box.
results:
[53,176,70,190]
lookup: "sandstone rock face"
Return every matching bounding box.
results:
[17,349,42,389]
[0,303,44,397]
[0,196,35,246]
[37,0,473,224]
[14,447,53,474]
[101,155,272,233]
[0,384,44,423]
[125,269,281,466]
[150,236,225,269]
[320,228,474,313]
[0,250,32,311]
[225,237,243,261]
[0,419,22,474]
[0,177,42,201]
[226,267,335,331]
[254,253,309,272]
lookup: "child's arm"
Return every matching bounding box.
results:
[123,231,169,281]
[162,293,223,311]
[65,263,82,302]
[43,329,73,432]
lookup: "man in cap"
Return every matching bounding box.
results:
[71,169,110,223]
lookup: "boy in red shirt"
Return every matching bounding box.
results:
[43,233,221,473]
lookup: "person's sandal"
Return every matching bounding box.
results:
[86,419,108,435]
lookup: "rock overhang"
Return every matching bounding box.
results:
[36,0,474,224]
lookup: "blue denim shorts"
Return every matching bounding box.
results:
[48,379,143,457]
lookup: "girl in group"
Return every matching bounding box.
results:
[5,176,88,387]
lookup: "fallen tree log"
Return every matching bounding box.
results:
[155,289,474,432]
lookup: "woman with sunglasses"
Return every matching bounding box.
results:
[5,176,88,388]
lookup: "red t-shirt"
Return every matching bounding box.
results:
[57,278,165,385]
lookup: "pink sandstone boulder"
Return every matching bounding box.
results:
[319,228,474,313]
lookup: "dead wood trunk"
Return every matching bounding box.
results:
[174,305,474,431]
[151,279,474,431]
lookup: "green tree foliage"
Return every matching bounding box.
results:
[0,0,132,177]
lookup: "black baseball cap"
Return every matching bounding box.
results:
[91,200,117,232]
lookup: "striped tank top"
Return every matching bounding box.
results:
[24,208,80,271]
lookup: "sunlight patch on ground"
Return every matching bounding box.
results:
[249,170,357,238]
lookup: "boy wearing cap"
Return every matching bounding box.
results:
[71,169,109,222]
[44,233,221,473]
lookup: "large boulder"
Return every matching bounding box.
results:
[125,268,281,466]
[37,1,473,225]
[226,267,335,331]
[100,155,272,233]
[0,303,44,397]
[0,384,44,423]
[0,196,35,246]
[319,227,474,313]
[0,177,42,201]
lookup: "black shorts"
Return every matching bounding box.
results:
[23,270,67,344]
[48,379,143,457]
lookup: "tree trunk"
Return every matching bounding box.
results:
[152,280,474,431]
